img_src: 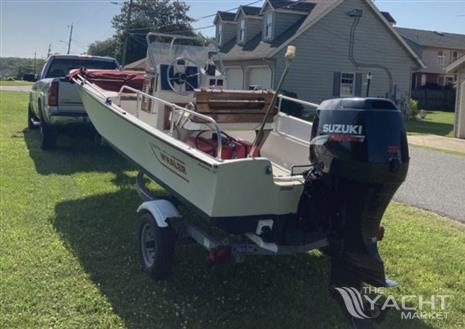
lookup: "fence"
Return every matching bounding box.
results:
[412,88,456,112]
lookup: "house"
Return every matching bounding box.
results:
[447,56,465,138]
[124,57,148,71]
[214,0,424,109]
[396,27,465,88]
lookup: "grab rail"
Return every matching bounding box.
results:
[277,94,320,112]
[117,85,223,160]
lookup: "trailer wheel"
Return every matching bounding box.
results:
[138,212,175,280]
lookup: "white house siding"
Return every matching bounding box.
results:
[273,12,303,39]
[237,12,263,44]
[220,22,238,47]
[274,0,419,106]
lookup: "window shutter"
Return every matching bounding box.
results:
[333,72,341,96]
[355,73,363,96]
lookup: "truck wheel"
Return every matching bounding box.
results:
[138,212,176,280]
[39,112,57,150]
[28,104,38,129]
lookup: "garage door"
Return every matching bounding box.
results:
[247,66,272,89]
[225,67,243,90]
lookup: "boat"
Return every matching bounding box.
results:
[70,33,409,295]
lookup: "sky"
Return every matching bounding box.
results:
[1,0,464,59]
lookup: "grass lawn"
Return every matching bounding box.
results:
[0,80,33,87]
[406,111,455,137]
[1,91,465,329]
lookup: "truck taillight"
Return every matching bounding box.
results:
[48,81,59,106]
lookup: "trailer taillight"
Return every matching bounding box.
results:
[48,81,59,106]
[207,246,232,263]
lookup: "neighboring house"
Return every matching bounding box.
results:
[447,56,465,138]
[396,27,465,89]
[124,57,148,71]
[214,0,424,108]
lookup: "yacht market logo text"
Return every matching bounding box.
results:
[335,287,451,320]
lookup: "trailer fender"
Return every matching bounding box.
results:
[137,200,181,228]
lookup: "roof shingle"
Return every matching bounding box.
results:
[218,11,236,22]
[241,6,261,16]
[396,27,465,50]
[268,0,315,13]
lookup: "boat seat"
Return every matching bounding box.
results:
[193,89,277,124]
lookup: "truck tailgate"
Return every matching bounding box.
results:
[58,81,86,113]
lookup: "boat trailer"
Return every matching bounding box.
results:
[135,171,329,263]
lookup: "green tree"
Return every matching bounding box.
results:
[87,38,119,59]
[0,57,45,80]
[112,0,194,65]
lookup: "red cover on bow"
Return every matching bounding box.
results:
[68,68,145,92]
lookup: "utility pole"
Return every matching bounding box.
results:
[121,0,133,66]
[47,43,52,57]
[33,52,37,74]
[67,23,74,55]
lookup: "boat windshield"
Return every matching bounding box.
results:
[147,39,224,74]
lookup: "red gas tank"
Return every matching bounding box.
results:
[187,134,260,159]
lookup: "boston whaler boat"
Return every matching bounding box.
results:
[71,33,409,313]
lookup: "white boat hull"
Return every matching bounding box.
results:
[78,83,305,220]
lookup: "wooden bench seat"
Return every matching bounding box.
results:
[193,89,277,123]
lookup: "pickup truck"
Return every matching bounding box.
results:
[26,54,120,149]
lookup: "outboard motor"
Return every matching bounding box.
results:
[299,98,409,288]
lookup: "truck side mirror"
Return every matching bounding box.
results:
[23,73,37,82]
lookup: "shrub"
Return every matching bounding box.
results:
[407,98,419,119]
[279,90,304,117]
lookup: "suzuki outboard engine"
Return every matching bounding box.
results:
[299,98,409,287]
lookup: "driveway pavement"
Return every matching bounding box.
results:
[408,134,465,154]
[394,146,465,223]
[0,86,32,92]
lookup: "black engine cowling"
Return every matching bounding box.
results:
[300,97,409,287]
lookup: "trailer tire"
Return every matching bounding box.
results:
[138,212,175,280]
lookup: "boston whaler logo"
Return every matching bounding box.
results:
[150,143,189,182]
[334,287,451,320]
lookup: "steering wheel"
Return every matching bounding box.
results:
[167,57,201,95]
[195,130,235,157]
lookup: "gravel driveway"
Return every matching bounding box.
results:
[394,146,465,223]
[0,86,32,92]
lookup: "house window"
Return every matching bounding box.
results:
[239,19,245,42]
[453,51,458,62]
[264,12,273,40]
[340,73,355,97]
[437,50,445,66]
[216,24,223,45]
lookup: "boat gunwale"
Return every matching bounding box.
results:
[78,79,305,185]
